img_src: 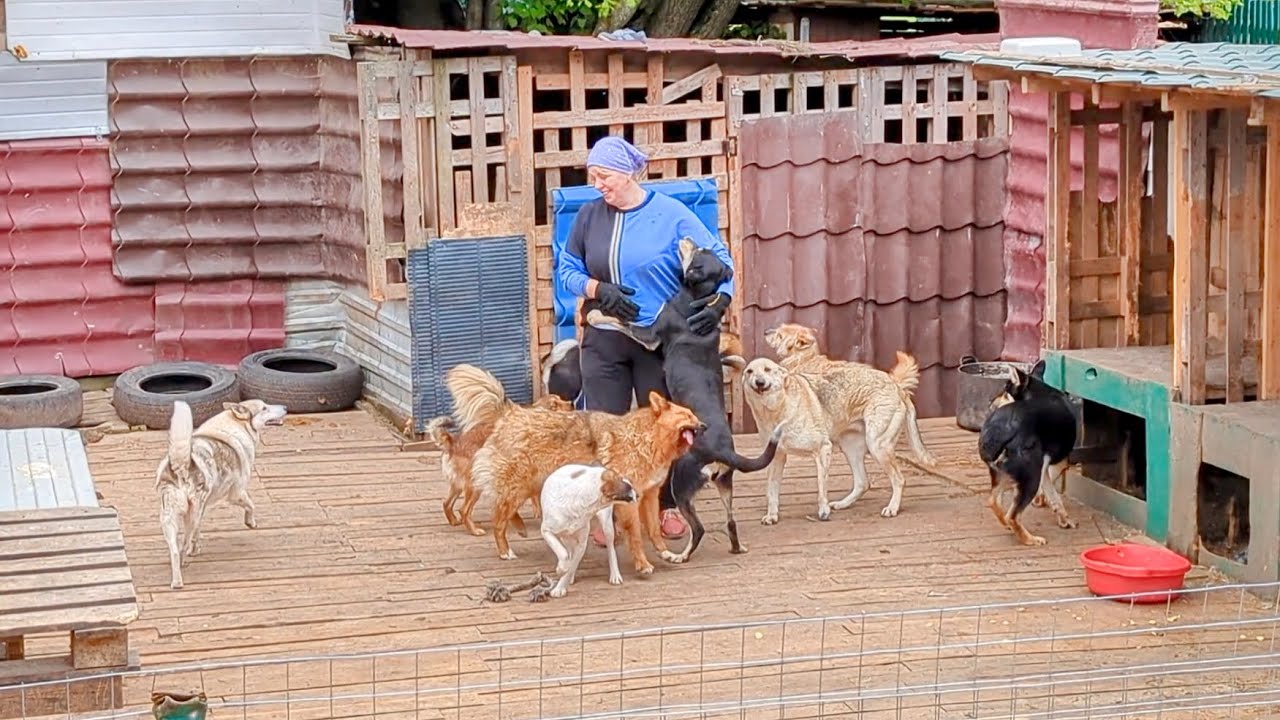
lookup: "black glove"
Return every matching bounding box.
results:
[595,282,640,323]
[687,292,729,335]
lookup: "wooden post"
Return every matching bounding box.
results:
[1263,116,1280,400]
[356,60,389,301]
[1118,101,1145,346]
[1223,109,1248,403]
[398,58,426,251]
[1043,91,1072,350]
[1172,109,1210,405]
[518,64,541,398]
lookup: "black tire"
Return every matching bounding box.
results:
[236,349,363,414]
[0,375,84,429]
[112,362,241,430]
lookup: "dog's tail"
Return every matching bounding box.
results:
[424,415,456,454]
[164,400,194,487]
[887,351,921,396]
[884,351,939,469]
[716,422,787,473]
[445,364,512,432]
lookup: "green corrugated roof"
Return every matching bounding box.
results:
[940,42,1280,99]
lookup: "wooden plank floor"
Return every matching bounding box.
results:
[49,395,1279,718]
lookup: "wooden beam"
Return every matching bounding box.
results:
[660,63,722,105]
[1263,117,1280,399]
[1224,109,1248,403]
[1172,109,1211,405]
[398,59,426,251]
[1044,91,1072,350]
[1118,101,1145,346]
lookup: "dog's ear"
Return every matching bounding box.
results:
[1030,359,1047,379]
[224,402,253,421]
[721,355,747,371]
[648,391,669,414]
[796,329,816,350]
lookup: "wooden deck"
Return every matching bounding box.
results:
[21,395,1272,718]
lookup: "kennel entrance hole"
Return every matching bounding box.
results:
[1197,463,1250,564]
[1070,399,1147,501]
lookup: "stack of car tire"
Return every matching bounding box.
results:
[0,349,365,430]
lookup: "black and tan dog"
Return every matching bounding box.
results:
[587,237,783,564]
[978,360,1078,546]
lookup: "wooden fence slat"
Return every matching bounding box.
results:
[1261,118,1280,399]
[1045,91,1072,350]
[1173,109,1211,405]
[1118,101,1144,345]
[1224,108,1249,402]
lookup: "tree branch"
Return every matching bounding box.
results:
[690,0,738,39]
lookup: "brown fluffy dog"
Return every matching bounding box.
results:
[763,323,938,518]
[426,394,574,536]
[446,364,703,570]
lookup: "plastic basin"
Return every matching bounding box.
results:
[1079,543,1193,604]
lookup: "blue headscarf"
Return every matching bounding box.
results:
[586,136,648,175]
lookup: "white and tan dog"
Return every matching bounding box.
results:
[731,357,867,523]
[157,399,287,589]
[750,323,938,519]
[538,463,638,598]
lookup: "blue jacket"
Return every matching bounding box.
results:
[556,191,734,329]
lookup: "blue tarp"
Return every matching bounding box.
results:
[548,177,720,343]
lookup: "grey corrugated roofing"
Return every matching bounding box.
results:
[941,42,1280,99]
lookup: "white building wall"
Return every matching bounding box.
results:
[0,53,108,140]
[4,0,350,61]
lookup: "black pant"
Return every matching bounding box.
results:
[578,325,678,511]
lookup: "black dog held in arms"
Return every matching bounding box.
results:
[588,237,784,564]
[978,359,1079,547]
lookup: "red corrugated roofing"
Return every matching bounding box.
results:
[0,138,156,377]
[348,24,1001,59]
[738,112,1008,422]
[109,56,385,286]
[155,279,286,366]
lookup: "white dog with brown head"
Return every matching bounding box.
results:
[157,399,287,589]
[538,463,638,598]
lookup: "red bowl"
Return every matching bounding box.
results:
[1079,543,1193,603]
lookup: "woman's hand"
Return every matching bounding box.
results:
[687,293,729,335]
[594,282,640,323]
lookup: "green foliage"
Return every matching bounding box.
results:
[1161,0,1246,21]
[501,0,618,34]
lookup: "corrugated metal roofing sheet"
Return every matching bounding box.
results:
[348,24,1001,60]
[108,55,382,286]
[1,137,156,377]
[738,112,1007,420]
[154,279,285,366]
[942,42,1280,98]
[0,429,98,511]
[0,54,108,142]
[5,0,349,61]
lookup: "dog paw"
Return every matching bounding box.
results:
[660,550,686,564]
[817,506,831,521]
[730,543,748,555]
[549,586,568,599]
[609,573,623,586]
[761,514,779,526]
[1032,495,1048,508]
[1057,517,1078,530]
[1021,534,1048,547]
[635,564,654,577]
[879,505,900,518]
[170,579,183,590]
[244,518,258,530]
[499,550,518,560]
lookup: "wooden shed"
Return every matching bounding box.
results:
[345,27,1011,431]
[945,41,1280,583]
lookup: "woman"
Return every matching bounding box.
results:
[556,135,735,543]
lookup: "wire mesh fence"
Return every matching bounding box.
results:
[3,581,1280,720]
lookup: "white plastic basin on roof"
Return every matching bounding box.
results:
[999,37,1084,57]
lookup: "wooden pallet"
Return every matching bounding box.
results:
[0,507,141,717]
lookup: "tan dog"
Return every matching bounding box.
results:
[732,357,864,523]
[755,323,938,519]
[426,394,573,536]
[446,364,703,571]
[157,399,287,590]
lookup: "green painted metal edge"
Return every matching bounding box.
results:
[1041,350,1172,542]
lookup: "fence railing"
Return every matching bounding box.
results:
[1200,0,1280,44]
[4,581,1280,719]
